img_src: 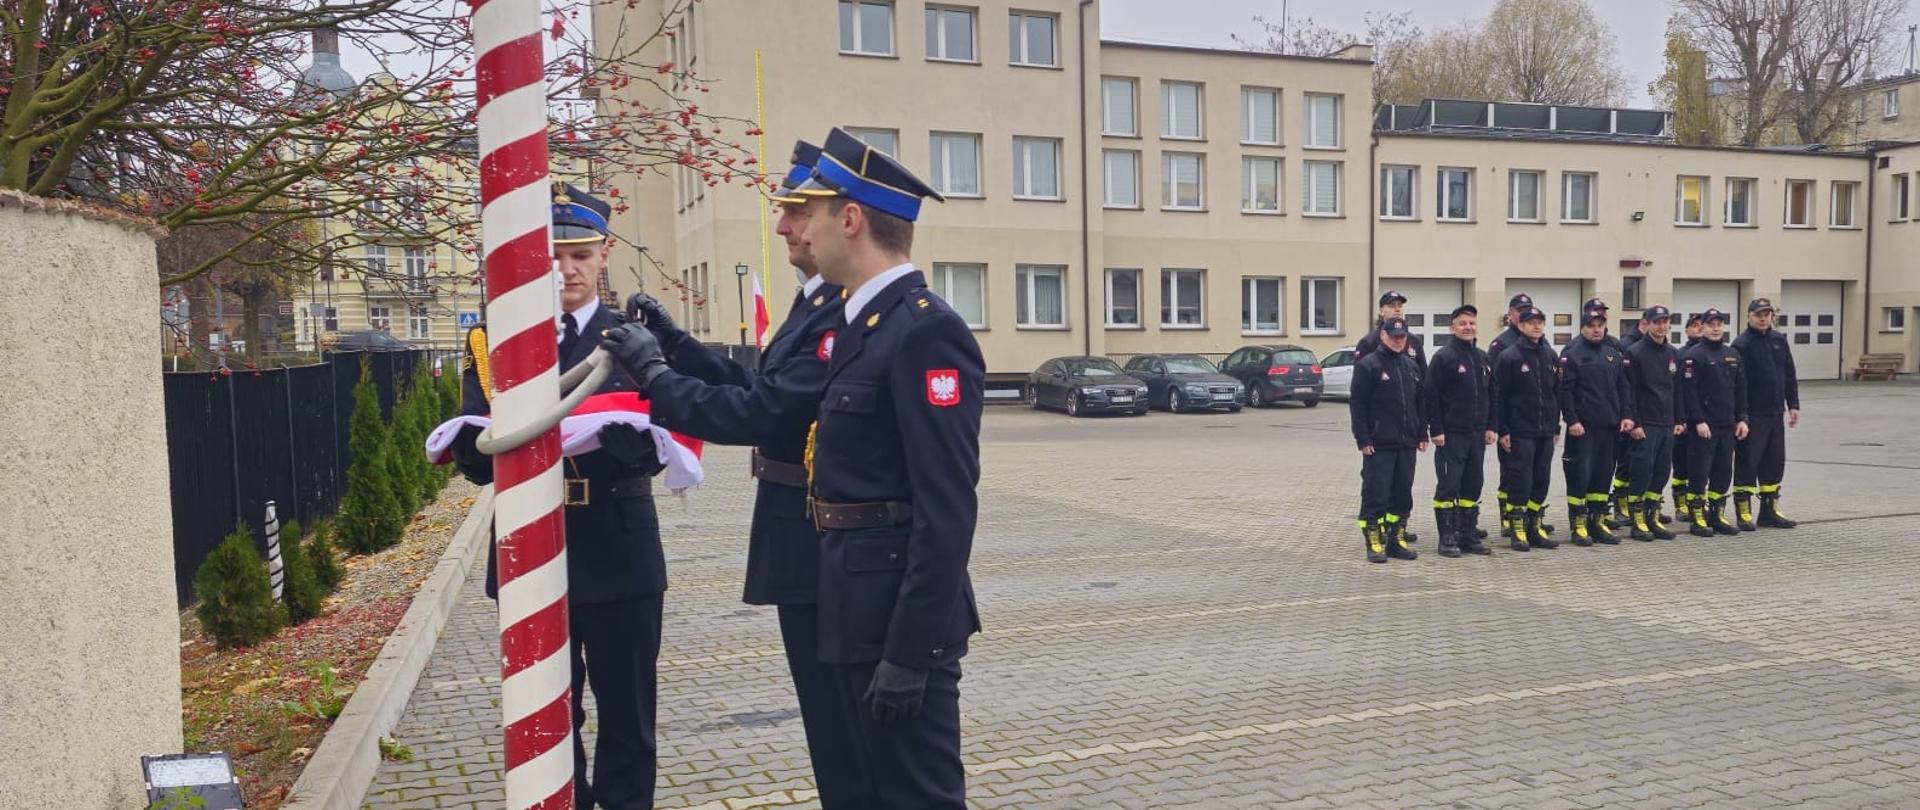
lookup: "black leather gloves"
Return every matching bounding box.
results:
[600,322,670,391]
[624,292,688,352]
[864,660,929,722]
[450,424,493,485]
[597,422,665,476]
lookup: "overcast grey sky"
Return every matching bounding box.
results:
[1101,0,1920,107]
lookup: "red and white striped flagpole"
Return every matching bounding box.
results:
[471,0,573,806]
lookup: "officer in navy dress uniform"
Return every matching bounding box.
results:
[450,183,668,809]
[604,142,875,807]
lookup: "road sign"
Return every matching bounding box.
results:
[458,311,480,329]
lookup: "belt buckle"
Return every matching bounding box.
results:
[565,478,590,506]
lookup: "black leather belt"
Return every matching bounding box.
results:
[564,475,651,507]
[810,499,914,530]
[751,450,808,488]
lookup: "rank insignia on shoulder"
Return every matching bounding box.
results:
[916,298,929,309]
[866,312,880,327]
[813,295,825,306]
[841,289,851,300]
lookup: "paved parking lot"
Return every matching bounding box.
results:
[368,381,1920,809]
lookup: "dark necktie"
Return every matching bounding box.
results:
[559,312,580,364]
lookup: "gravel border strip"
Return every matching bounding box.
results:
[283,487,494,810]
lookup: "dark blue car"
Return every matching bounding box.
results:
[1121,354,1244,412]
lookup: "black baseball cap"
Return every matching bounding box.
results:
[1686,311,1705,326]
[1582,302,1609,323]
[1379,290,1408,306]
[1641,305,1672,322]
[1516,306,1547,323]
[1748,297,1775,313]
[1508,293,1533,310]
[1450,304,1479,320]
[1701,308,1728,324]
[1382,316,1410,337]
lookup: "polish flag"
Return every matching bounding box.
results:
[751,272,770,348]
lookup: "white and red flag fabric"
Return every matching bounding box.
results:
[751,273,771,348]
[424,392,706,492]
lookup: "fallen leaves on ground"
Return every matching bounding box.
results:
[179,478,479,810]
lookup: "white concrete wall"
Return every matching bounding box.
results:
[0,194,182,807]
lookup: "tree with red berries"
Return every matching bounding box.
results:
[2,0,764,309]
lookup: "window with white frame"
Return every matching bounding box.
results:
[1242,156,1281,213]
[1887,89,1901,119]
[1894,173,1912,221]
[1303,161,1340,215]
[1833,181,1859,228]
[1242,87,1280,145]
[1012,137,1062,199]
[1304,93,1340,148]
[930,262,986,327]
[364,244,389,278]
[369,305,392,333]
[1008,11,1056,67]
[1162,152,1204,210]
[1562,171,1595,222]
[1785,179,1814,227]
[1016,264,1066,327]
[404,246,428,291]
[1162,81,1203,139]
[1508,170,1542,222]
[1725,177,1754,226]
[1438,168,1472,221]
[407,304,430,339]
[1885,306,1906,332]
[928,132,981,196]
[1242,277,1283,334]
[924,6,975,62]
[1105,268,1140,327]
[1676,176,1707,225]
[1300,277,1340,334]
[838,0,893,56]
[846,127,899,156]
[1103,150,1139,208]
[1380,165,1416,219]
[1102,77,1136,136]
[1160,269,1204,327]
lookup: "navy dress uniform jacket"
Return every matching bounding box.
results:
[646,284,846,605]
[811,271,984,668]
[458,305,668,604]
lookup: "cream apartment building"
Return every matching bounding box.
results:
[598,0,1913,382]
[1868,140,1920,365]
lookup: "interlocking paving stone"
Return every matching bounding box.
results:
[367,382,1920,808]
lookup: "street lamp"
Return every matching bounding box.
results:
[734,262,751,346]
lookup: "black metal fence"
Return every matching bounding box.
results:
[163,350,448,607]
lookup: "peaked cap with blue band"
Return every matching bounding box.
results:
[769,140,822,204]
[551,182,611,244]
[793,127,945,221]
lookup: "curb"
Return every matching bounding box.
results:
[283,487,494,810]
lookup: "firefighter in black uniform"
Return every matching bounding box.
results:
[1350,316,1427,563]
[1488,293,1554,538]
[1671,312,1708,524]
[1681,308,1749,537]
[1492,305,1562,551]
[607,141,875,806]
[1731,297,1801,531]
[451,183,669,809]
[1355,289,1429,369]
[1605,315,1641,528]
[1622,306,1683,541]
[1557,299,1634,546]
[1424,304,1494,558]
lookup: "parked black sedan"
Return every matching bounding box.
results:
[1028,356,1151,417]
[1219,344,1325,407]
[1121,354,1244,412]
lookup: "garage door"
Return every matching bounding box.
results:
[1779,280,1842,380]
[1506,279,1581,349]
[1379,278,1463,351]
[1673,279,1740,324]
